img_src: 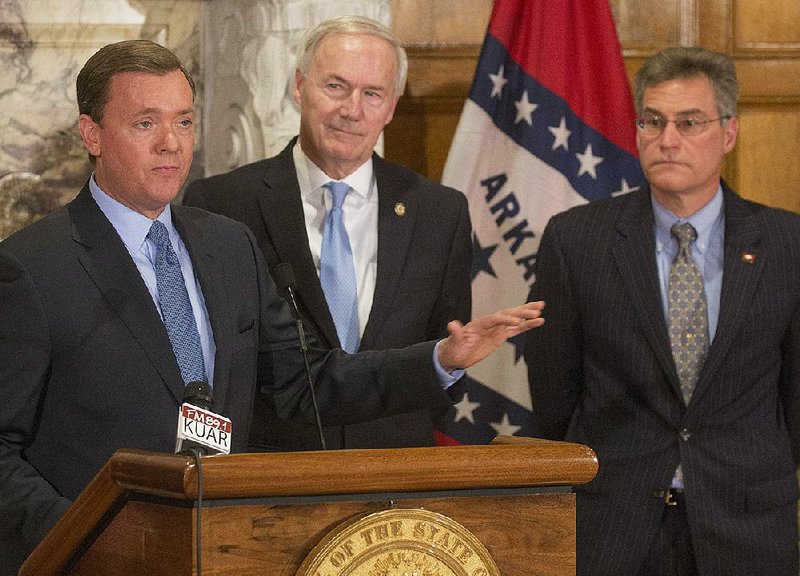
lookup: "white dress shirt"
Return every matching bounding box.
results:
[292,143,461,385]
[293,142,378,338]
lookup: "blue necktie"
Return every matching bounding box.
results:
[147,220,207,384]
[320,181,360,353]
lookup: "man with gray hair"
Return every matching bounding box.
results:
[184,16,472,452]
[526,46,800,575]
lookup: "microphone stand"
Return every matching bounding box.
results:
[273,263,327,451]
[286,284,327,450]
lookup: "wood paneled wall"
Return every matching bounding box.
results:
[388,0,800,214]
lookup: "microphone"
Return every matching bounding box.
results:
[272,263,327,450]
[175,381,232,455]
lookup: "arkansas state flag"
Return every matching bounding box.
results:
[438,0,644,445]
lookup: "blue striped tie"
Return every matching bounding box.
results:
[320,181,360,353]
[147,220,207,384]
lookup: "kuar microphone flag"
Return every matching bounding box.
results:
[438,0,644,444]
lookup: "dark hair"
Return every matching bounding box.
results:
[76,39,195,123]
[634,47,738,118]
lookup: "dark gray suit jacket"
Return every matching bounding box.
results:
[0,185,445,574]
[183,140,472,450]
[525,182,800,575]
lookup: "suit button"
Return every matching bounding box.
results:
[680,429,692,441]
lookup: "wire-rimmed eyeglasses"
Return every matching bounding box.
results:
[635,112,731,137]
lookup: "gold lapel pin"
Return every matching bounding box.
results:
[741,252,756,264]
[394,202,406,217]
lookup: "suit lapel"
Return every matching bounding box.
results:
[689,185,764,407]
[172,207,234,409]
[256,142,340,348]
[69,186,185,403]
[611,187,681,393]
[361,156,417,347]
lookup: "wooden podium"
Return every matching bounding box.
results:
[20,436,597,576]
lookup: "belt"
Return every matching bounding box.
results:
[652,488,685,507]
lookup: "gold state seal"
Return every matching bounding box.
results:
[296,508,499,576]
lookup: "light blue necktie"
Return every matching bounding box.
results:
[147,220,207,384]
[320,181,360,353]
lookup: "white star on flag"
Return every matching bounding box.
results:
[549,117,571,150]
[576,143,604,179]
[489,65,508,99]
[453,393,481,424]
[490,413,522,437]
[613,178,638,197]
[514,90,538,125]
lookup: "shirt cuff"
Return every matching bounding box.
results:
[433,340,464,389]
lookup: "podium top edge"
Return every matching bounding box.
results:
[109,437,598,500]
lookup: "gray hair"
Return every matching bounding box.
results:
[296,15,407,96]
[634,47,738,118]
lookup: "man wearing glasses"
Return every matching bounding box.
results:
[525,46,800,576]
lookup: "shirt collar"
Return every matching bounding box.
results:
[652,185,724,255]
[293,141,376,205]
[88,173,176,255]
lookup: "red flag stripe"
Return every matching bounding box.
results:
[488,0,638,157]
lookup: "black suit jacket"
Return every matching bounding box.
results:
[183,140,472,450]
[525,182,800,575]
[0,185,446,574]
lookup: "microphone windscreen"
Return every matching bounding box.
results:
[183,380,213,410]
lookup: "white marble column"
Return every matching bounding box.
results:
[199,0,391,177]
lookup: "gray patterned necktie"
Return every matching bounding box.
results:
[147,220,207,384]
[667,222,709,404]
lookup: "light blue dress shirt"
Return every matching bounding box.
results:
[652,187,724,343]
[89,175,216,386]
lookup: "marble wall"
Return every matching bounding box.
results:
[0,0,389,240]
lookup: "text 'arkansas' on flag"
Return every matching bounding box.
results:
[437,0,644,445]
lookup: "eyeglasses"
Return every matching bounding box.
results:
[635,113,731,137]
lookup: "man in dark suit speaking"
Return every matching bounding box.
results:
[0,39,544,575]
[525,46,800,575]
[183,16,472,452]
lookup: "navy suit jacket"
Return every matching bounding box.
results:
[183,140,472,450]
[0,185,445,573]
[525,182,800,575]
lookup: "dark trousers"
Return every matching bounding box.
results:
[638,490,699,576]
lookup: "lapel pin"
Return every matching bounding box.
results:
[394,202,406,217]
[741,252,755,264]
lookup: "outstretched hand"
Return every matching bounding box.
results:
[437,301,545,372]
